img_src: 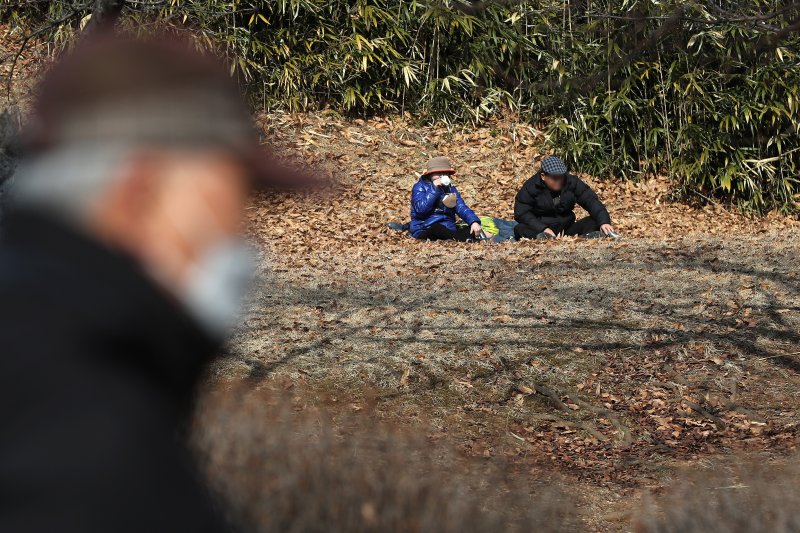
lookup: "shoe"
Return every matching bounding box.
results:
[387,222,410,232]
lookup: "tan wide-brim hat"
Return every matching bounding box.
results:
[421,156,455,176]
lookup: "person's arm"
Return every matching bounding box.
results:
[514,183,548,233]
[454,189,480,226]
[411,182,442,218]
[453,189,483,237]
[575,178,611,226]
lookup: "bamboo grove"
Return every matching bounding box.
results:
[4,1,800,212]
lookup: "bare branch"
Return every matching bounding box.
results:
[5,6,87,103]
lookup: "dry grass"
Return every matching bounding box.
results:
[194,388,577,533]
[204,114,800,531]
[635,460,800,532]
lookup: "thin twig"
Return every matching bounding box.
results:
[5,7,87,102]
[683,399,726,430]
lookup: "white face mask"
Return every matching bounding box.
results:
[158,187,257,340]
[180,238,257,340]
[438,175,452,186]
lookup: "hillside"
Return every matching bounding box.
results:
[208,113,800,530]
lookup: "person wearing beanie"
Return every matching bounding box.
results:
[410,156,483,241]
[513,155,615,240]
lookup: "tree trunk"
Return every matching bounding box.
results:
[87,0,125,31]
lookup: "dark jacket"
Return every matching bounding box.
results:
[410,177,480,238]
[514,171,611,233]
[0,209,227,533]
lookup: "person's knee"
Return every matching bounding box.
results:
[567,217,599,236]
[514,224,537,240]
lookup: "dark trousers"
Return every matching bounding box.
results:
[420,223,474,242]
[514,216,600,240]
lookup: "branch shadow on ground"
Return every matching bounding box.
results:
[239,251,800,385]
[225,244,800,469]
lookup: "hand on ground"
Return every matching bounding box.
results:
[470,222,483,237]
[600,224,614,235]
[544,228,556,237]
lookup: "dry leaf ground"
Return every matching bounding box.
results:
[211,113,800,531]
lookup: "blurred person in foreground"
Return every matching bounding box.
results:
[514,155,615,240]
[410,156,483,241]
[0,35,299,532]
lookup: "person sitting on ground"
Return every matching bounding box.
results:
[410,156,483,241]
[513,155,615,240]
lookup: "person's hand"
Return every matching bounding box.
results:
[442,193,457,208]
[470,222,483,238]
[543,228,556,237]
[432,176,443,187]
[600,224,614,235]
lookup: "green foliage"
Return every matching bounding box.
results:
[539,1,800,214]
[5,0,800,213]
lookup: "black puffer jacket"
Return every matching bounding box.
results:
[0,209,227,533]
[514,171,611,233]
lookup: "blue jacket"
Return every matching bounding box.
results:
[409,177,480,238]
